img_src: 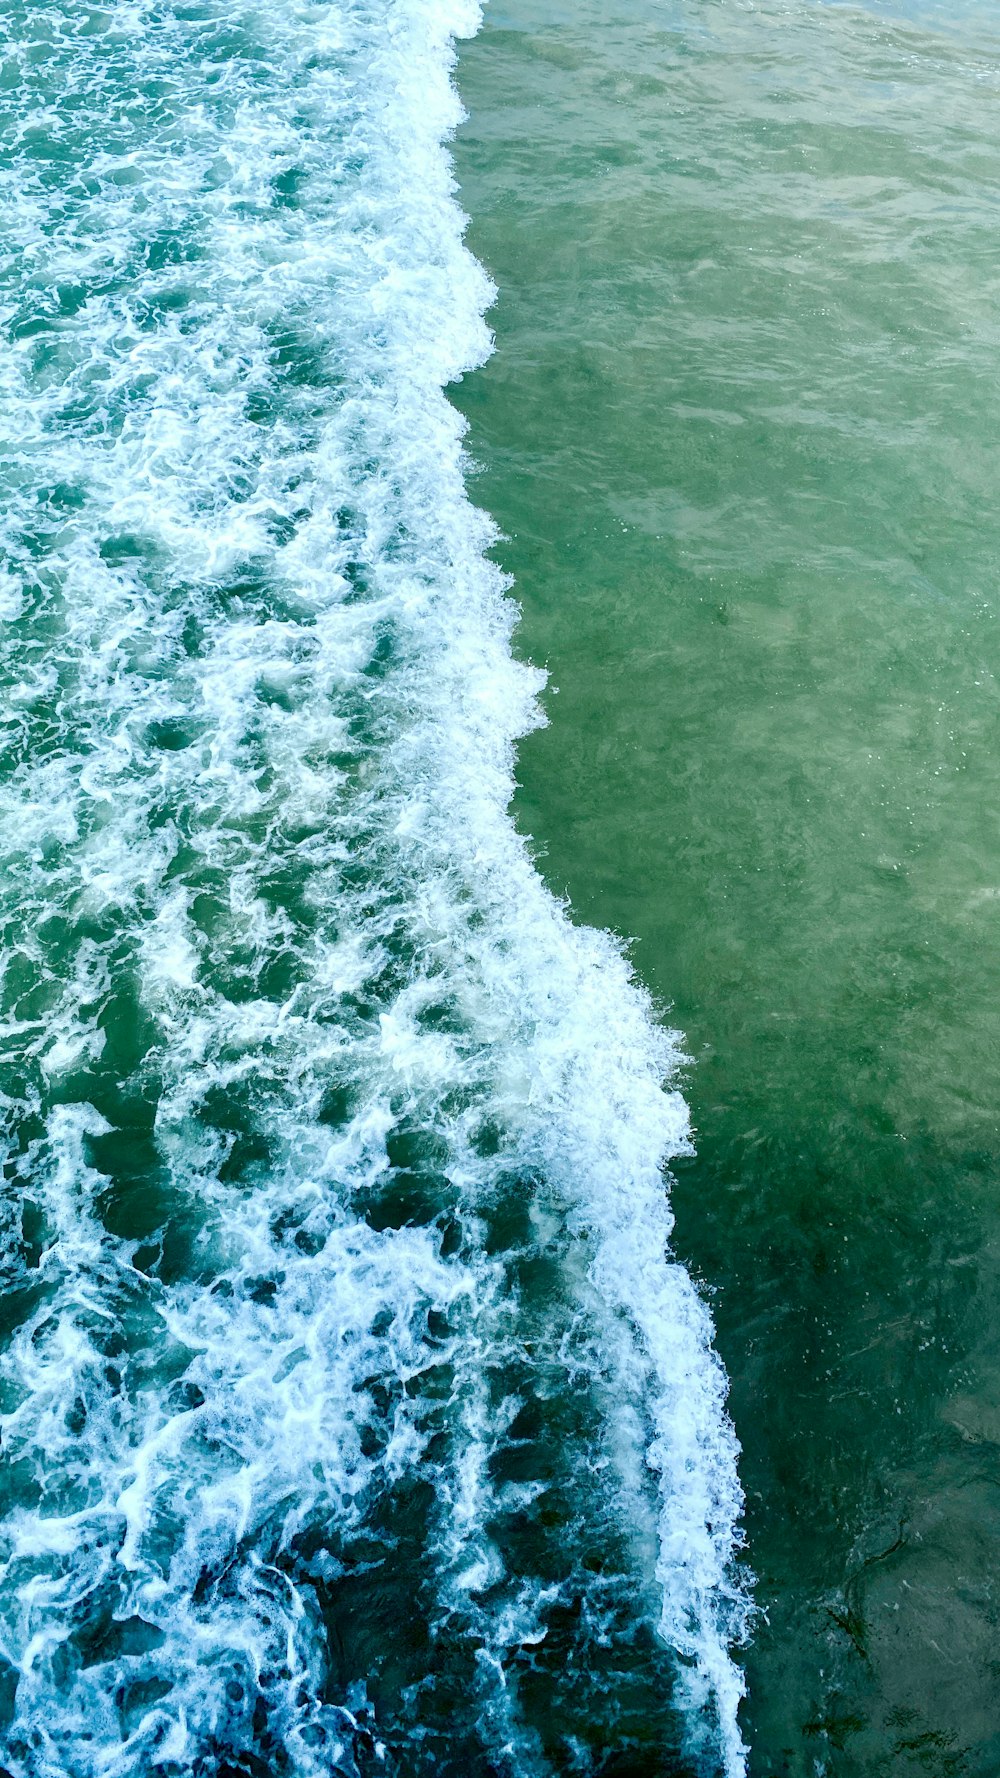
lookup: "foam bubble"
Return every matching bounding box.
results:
[0,0,749,1772]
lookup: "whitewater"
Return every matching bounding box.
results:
[0,1,749,1773]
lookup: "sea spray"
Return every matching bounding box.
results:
[0,0,749,1771]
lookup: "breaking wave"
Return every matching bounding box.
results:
[0,1,749,1772]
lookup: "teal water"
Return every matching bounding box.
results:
[7,0,1000,1770]
[453,1,1000,1773]
[0,3,748,1776]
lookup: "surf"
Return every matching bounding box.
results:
[0,1,749,1772]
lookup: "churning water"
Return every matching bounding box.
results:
[0,4,748,1774]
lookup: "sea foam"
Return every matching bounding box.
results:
[0,1,749,1772]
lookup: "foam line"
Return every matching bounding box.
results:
[0,1,750,1772]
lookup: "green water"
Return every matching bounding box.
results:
[455,2,1000,1771]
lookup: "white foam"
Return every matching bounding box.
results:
[0,0,750,1772]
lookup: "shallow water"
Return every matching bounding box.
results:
[0,2,747,1775]
[454,2,1000,1772]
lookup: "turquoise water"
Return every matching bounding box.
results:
[0,4,747,1776]
[6,0,1000,1770]
[453,0,1000,1772]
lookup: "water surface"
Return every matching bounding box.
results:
[455,2,1000,1771]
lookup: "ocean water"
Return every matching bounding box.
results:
[453,0,1000,1774]
[0,4,749,1777]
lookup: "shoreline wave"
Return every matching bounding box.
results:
[0,1,750,1771]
